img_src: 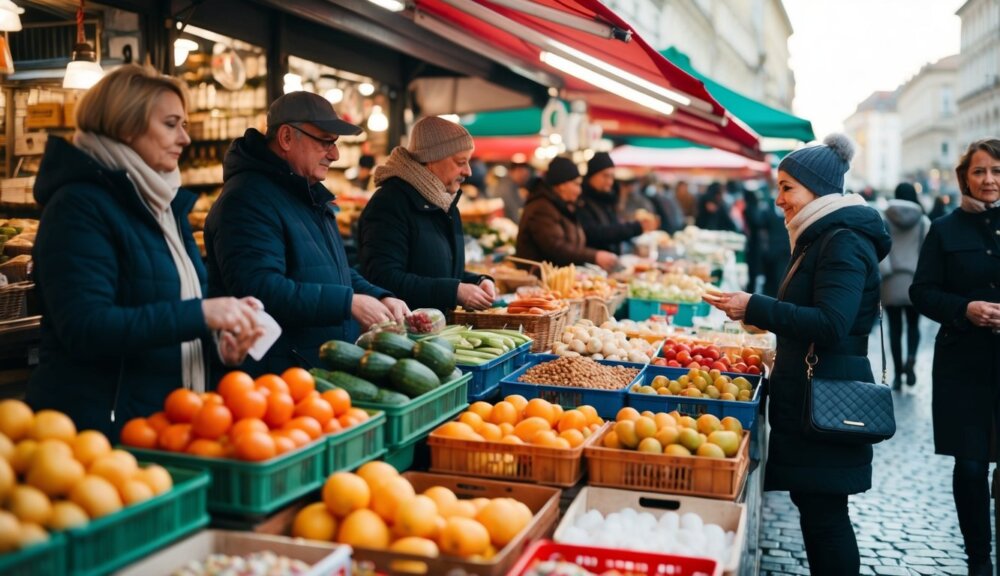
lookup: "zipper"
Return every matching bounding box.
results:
[111,357,124,424]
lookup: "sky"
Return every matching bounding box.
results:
[783,0,964,140]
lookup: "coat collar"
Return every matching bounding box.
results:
[384,176,463,213]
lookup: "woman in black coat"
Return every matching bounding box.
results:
[910,139,1000,576]
[706,135,891,576]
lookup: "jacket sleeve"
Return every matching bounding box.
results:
[349,268,393,300]
[578,204,643,246]
[209,187,353,327]
[744,231,873,345]
[909,222,972,329]
[34,188,208,357]
[358,193,460,310]
[522,208,598,266]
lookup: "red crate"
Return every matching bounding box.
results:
[508,540,722,576]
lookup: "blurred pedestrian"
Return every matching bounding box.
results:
[351,154,375,191]
[759,188,791,297]
[695,182,738,232]
[910,138,1000,576]
[675,180,697,223]
[577,152,657,254]
[489,162,532,223]
[743,187,764,292]
[880,182,929,389]
[643,175,684,233]
[929,193,954,220]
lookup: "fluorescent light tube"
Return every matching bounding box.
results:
[540,51,674,117]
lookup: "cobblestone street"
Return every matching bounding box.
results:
[760,317,985,575]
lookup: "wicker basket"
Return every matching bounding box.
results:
[451,306,569,353]
[0,255,32,283]
[0,281,33,321]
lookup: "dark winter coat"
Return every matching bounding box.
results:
[744,204,892,494]
[357,177,485,310]
[205,129,391,375]
[577,183,641,254]
[880,200,929,306]
[26,137,213,439]
[516,183,597,266]
[910,206,1000,460]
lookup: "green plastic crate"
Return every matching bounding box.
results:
[325,409,386,473]
[0,531,66,576]
[125,438,325,517]
[355,372,471,448]
[64,465,209,576]
[384,435,421,472]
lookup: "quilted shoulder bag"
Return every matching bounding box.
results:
[779,228,896,445]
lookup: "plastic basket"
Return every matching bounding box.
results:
[509,540,722,576]
[499,358,646,419]
[458,341,532,399]
[354,372,471,448]
[383,433,424,472]
[0,531,66,576]
[451,306,569,353]
[325,409,386,474]
[468,385,502,403]
[0,281,32,321]
[627,298,711,326]
[627,366,763,429]
[64,465,210,576]
[584,428,750,500]
[125,439,325,518]
[428,421,609,486]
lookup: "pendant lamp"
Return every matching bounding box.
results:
[0,1,24,75]
[63,0,103,90]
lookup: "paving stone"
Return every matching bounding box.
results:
[937,558,968,566]
[765,549,792,557]
[860,557,882,566]
[872,567,909,576]
[760,540,781,548]
[901,556,940,566]
[763,555,798,565]
[859,548,879,557]
[877,549,904,559]
[907,548,949,558]
[860,567,876,576]
[940,568,969,576]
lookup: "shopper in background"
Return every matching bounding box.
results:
[910,139,1000,576]
[205,91,408,375]
[577,152,657,254]
[929,192,954,220]
[695,182,739,232]
[675,180,698,224]
[489,161,532,223]
[358,117,495,312]
[26,65,264,438]
[704,135,891,576]
[642,175,685,233]
[759,187,792,297]
[516,157,618,271]
[880,182,929,389]
[350,153,376,191]
[742,187,764,293]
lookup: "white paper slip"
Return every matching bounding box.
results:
[248,309,282,361]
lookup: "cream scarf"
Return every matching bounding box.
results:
[374,147,455,212]
[786,193,867,250]
[960,194,1000,214]
[74,131,207,393]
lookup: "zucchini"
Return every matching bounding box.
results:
[389,358,442,397]
[358,350,397,384]
[373,331,415,359]
[424,335,456,353]
[308,368,379,401]
[412,340,456,378]
[373,387,410,405]
[318,340,366,373]
[447,367,463,382]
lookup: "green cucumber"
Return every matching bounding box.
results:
[424,335,456,353]
[318,340,366,373]
[373,387,410,405]
[389,358,441,397]
[447,367,463,382]
[412,340,457,378]
[358,350,397,384]
[308,368,379,401]
[372,331,415,359]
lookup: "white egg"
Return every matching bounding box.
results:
[680,512,704,531]
[659,511,680,532]
[559,526,588,544]
[637,512,657,531]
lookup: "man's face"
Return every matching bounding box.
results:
[588,167,615,193]
[425,150,473,194]
[282,123,340,185]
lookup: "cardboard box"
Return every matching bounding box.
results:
[117,530,351,576]
[554,486,747,575]
[14,133,47,156]
[0,177,35,204]
[25,103,62,128]
[63,101,77,128]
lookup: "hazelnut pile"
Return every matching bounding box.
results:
[518,357,641,390]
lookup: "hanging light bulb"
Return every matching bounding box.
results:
[437,114,460,123]
[173,38,199,68]
[367,105,388,132]
[358,82,375,96]
[282,73,303,94]
[324,87,344,104]
[63,0,103,90]
[0,0,24,32]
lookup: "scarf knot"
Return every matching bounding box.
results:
[959,194,1000,214]
[374,147,455,212]
[785,193,867,250]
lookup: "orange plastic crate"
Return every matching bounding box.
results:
[427,422,609,487]
[583,428,750,500]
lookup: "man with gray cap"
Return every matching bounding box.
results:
[358,116,496,311]
[205,91,409,375]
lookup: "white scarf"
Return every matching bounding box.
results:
[74,131,207,393]
[374,147,456,212]
[786,193,867,250]
[960,194,1000,214]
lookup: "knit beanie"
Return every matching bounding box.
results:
[778,134,855,196]
[407,117,475,163]
[586,151,615,176]
[545,156,580,186]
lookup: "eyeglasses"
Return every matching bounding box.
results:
[287,123,339,152]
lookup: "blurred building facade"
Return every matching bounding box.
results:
[957,0,1000,148]
[897,55,959,195]
[843,91,901,193]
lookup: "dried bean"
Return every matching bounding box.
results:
[518,357,640,390]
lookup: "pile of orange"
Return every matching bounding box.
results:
[119,368,370,462]
[432,396,604,449]
[601,407,744,458]
[291,462,534,566]
[0,400,173,554]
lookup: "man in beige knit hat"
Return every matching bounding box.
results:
[358,116,496,311]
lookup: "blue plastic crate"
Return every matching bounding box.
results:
[626,298,711,326]
[458,341,532,400]
[626,365,763,428]
[468,385,501,403]
[499,357,646,418]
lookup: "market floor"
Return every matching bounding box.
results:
[760,316,985,576]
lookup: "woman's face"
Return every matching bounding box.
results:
[555,178,583,204]
[776,170,818,224]
[130,91,190,173]
[965,149,1000,203]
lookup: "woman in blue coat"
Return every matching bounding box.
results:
[706,135,891,576]
[910,139,1000,576]
[26,65,263,439]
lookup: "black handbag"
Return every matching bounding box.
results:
[779,228,896,445]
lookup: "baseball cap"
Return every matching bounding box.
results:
[267,91,363,136]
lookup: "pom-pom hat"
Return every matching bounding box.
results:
[778,134,856,197]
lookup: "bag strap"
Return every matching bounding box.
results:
[803,229,887,385]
